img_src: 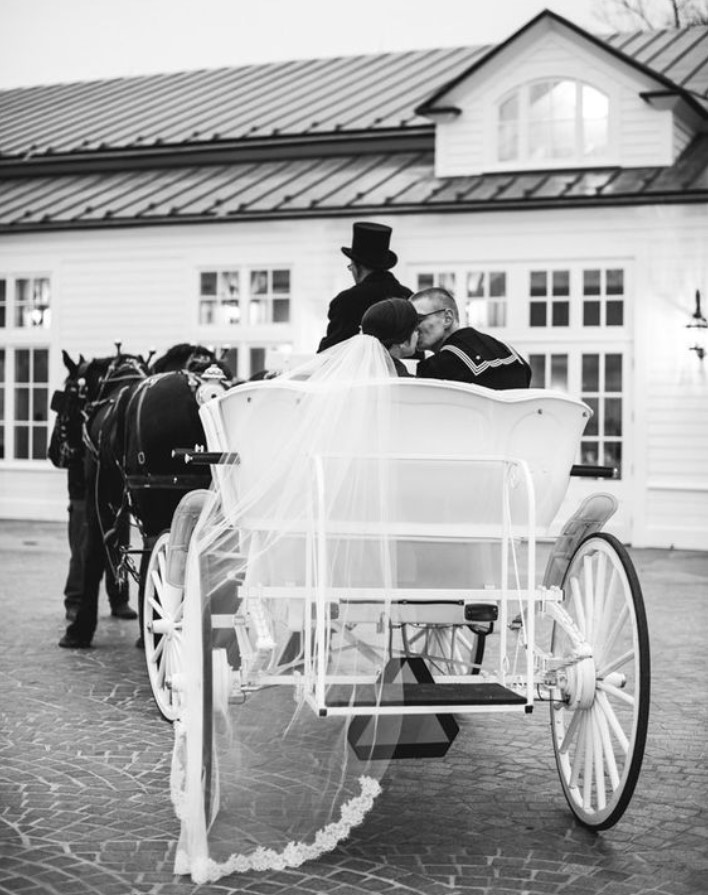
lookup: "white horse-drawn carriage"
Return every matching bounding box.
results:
[141,375,649,880]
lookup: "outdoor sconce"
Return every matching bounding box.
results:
[686,290,707,360]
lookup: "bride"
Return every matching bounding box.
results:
[172,311,419,883]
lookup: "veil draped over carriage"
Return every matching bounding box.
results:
[171,335,410,883]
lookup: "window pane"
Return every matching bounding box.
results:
[530,302,547,327]
[550,119,574,158]
[552,270,569,296]
[34,387,48,422]
[439,272,456,292]
[33,427,48,460]
[582,85,609,156]
[583,269,601,295]
[489,272,506,297]
[467,272,485,297]
[606,269,624,295]
[606,300,624,326]
[221,347,239,379]
[15,426,29,459]
[417,274,434,290]
[552,301,569,326]
[15,350,30,382]
[582,354,599,391]
[604,397,622,436]
[250,271,268,295]
[0,347,4,384]
[530,271,547,297]
[249,299,268,325]
[581,441,600,465]
[222,300,240,325]
[529,355,545,388]
[200,272,217,296]
[499,92,518,122]
[583,301,601,326]
[488,302,506,328]
[0,280,5,329]
[219,272,239,297]
[466,299,486,328]
[249,347,266,376]
[272,270,290,293]
[605,354,623,391]
[15,387,30,421]
[273,299,290,323]
[199,300,217,325]
[584,397,599,436]
[550,354,568,390]
[603,441,622,475]
[35,350,48,383]
[498,122,518,161]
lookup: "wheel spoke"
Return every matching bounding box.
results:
[596,689,629,754]
[147,592,165,618]
[569,576,587,636]
[150,635,166,665]
[592,709,606,811]
[569,711,587,788]
[592,551,607,647]
[582,712,594,809]
[559,703,582,754]
[596,679,635,708]
[583,555,594,642]
[595,699,620,790]
[596,603,629,670]
[597,647,634,679]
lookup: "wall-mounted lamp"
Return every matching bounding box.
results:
[687,290,707,360]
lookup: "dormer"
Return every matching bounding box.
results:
[416,10,708,177]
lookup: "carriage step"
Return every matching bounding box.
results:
[325,681,525,708]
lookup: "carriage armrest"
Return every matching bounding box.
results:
[172,448,240,465]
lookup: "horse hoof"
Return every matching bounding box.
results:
[111,604,138,620]
[58,633,93,649]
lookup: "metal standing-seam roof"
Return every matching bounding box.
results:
[1,11,707,231]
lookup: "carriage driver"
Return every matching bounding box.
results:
[412,287,531,389]
[317,221,412,352]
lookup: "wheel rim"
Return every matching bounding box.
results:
[551,533,650,829]
[143,532,184,721]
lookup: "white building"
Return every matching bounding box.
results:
[1,10,707,548]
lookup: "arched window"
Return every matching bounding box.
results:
[497,79,609,164]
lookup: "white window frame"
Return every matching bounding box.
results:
[489,75,618,172]
[0,273,53,465]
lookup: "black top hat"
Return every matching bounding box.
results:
[341,222,397,270]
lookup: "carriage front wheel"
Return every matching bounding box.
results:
[550,532,650,830]
[143,531,184,721]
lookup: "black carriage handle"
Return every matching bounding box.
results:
[172,448,240,465]
[570,464,617,479]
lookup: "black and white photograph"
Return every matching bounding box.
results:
[1,0,707,892]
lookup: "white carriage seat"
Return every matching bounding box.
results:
[199,379,590,592]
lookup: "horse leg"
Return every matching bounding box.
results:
[104,509,137,619]
[61,462,104,646]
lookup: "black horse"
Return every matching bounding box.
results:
[59,343,235,649]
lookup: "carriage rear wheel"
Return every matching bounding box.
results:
[550,533,650,830]
[401,624,486,675]
[143,531,184,722]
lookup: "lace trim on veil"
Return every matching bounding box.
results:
[172,716,381,883]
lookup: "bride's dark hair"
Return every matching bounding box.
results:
[361,298,418,348]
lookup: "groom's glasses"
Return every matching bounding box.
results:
[416,308,447,324]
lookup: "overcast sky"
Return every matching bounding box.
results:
[0,0,605,90]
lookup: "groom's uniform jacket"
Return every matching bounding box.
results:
[317,270,412,352]
[416,327,532,389]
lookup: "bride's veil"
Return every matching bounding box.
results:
[172,335,409,883]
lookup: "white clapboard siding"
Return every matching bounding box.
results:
[1,206,707,550]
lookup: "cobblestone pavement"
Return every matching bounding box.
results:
[1,520,706,895]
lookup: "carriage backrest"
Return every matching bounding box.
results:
[200,379,590,536]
